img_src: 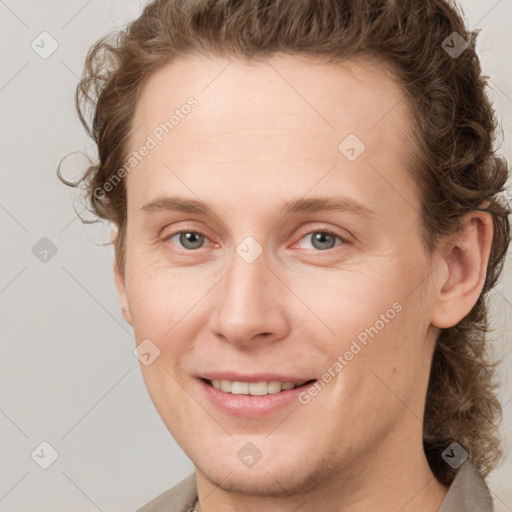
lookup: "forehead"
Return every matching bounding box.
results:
[127,53,418,215]
[132,53,409,145]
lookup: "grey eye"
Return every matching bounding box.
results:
[298,231,340,250]
[170,231,206,250]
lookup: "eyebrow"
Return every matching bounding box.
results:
[281,196,375,218]
[142,196,212,215]
[141,195,375,218]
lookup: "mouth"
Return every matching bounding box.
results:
[201,378,316,396]
[196,373,318,417]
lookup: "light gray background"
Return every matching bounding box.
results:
[0,0,511,510]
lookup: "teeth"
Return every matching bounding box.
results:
[220,379,231,392]
[249,382,268,396]
[267,381,283,394]
[231,381,249,394]
[209,379,304,395]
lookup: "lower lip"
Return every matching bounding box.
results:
[196,379,313,418]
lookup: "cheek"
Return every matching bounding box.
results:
[299,257,431,398]
[125,259,205,340]
[126,265,203,426]
[291,266,405,345]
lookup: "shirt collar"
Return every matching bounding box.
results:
[439,459,493,511]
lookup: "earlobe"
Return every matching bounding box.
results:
[431,211,493,329]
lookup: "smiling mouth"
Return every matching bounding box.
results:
[202,378,316,396]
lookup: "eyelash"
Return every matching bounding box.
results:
[293,229,347,251]
[163,228,348,253]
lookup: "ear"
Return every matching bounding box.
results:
[112,225,133,326]
[431,210,493,329]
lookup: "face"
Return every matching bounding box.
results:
[116,54,442,496]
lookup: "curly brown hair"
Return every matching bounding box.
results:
[59,0,510,485]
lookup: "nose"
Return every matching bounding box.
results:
[208,249,290,346]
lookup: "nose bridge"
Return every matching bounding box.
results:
[209,246,289,345]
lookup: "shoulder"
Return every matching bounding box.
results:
[439,460,493,512]
[136,473,197,512]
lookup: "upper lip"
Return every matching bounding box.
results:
[199,372,316,383]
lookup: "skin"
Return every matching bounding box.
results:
[114,54,492,511]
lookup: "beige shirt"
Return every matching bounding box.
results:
[137,460,493,511]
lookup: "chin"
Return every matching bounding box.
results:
[193,448,331,498]
[200,464,312,497]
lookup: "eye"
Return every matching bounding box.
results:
[296,230,344,251]
[167,231,207,250]
[164,229,346,253]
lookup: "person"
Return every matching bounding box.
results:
[59,0,511,510]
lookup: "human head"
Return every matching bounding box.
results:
[60,0,510,492]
